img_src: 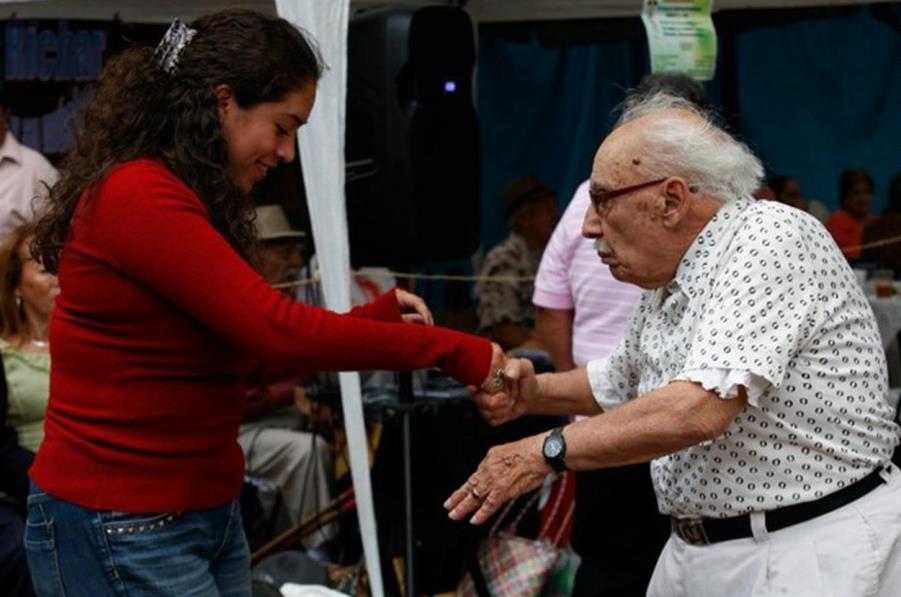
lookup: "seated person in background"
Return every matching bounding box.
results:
[239,205,334,549]
[0,224,59,597]
[768,175,830,222]
[768,175,806,210]
[474,176,560,351]
[827,168,876,261]
[862,172,901,274]
[752,183,775,200]
[254,204,305,287]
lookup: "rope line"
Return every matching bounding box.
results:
[271,234,901,291]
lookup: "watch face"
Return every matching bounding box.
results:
[544,435,564,458]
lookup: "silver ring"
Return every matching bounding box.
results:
[492,368,505,391]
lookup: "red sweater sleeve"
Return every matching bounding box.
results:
[347,289,403,322]
[79,162,491,386]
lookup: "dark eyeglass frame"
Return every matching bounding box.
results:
[589,178,667,215]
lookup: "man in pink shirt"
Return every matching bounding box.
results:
[0,85,58,241]
[533,181,669,596]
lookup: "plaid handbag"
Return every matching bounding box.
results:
[458,474,575,597]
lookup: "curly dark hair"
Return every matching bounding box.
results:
[33,9,323,273]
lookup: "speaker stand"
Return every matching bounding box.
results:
[398,370,417,597]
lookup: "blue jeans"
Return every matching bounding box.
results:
[24,483,251,597]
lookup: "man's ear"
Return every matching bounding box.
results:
[661,177,692,228]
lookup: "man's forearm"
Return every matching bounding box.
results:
[534,307,576,371]
[524,368,601,416]
[561,381,748,470]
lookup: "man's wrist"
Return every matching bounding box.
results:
[529,373,550,414]
[525,434,553,475]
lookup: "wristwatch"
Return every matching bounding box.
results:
[542,427,568,472]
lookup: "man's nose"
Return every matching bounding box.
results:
[582,204,602,239]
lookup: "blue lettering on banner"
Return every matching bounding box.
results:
[5,21,106,81]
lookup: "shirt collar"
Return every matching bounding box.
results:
[0,132,24,165]
[666,197,754,300]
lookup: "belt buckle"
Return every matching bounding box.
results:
[672,516,710,545]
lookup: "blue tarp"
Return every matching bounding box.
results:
[478,5,901,250]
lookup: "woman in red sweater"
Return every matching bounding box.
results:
[25,11,502,597]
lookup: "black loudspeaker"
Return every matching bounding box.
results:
[345,6,481,267]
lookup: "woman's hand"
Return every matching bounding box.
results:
[395,288,434,325]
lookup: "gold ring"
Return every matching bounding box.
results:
[471,489,485,501]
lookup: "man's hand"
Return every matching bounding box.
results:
[395,288,434,325]
[444,434,551,525]
[474,357,537,426]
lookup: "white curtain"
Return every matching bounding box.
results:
[273,2,384,596]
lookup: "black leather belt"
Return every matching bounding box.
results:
[671,467,887,546]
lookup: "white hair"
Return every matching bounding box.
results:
[615,92,764,200]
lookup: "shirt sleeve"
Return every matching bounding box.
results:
[533,218,574,311]
[533,183,589,309]
[679,215,820,405]
[83,163,492,386]
[585,298,647,410]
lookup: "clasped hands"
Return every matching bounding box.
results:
[445,351,552,525]
[393,292,556,526]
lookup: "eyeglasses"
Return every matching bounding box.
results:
[589,178,667,216]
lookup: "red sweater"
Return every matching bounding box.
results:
[31,159,491,512]
[826,209,874,261]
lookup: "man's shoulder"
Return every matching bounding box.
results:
[730,199,829,250]
[483,233,529,266]
[16,141,57,179]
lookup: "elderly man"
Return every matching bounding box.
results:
[446,94,901,596]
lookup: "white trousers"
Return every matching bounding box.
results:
[238,410,335,548]
[647,464,901,597]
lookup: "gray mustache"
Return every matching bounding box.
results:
[594,239,611,254]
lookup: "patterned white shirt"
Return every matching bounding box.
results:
[587,197,900,518]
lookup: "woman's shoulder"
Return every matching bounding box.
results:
[96,158,202,211]
[0,337,51,369]
[104,158,183,188]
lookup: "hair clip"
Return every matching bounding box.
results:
[154,18,197,74]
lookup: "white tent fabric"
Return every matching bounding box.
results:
[273,3,384,597]
[1,0,893,23]
[468,0,894,22]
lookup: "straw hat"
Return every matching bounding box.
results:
[254,205,306,241]
[503,176,555,218]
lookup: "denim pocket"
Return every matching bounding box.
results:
[25,500,56,551]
